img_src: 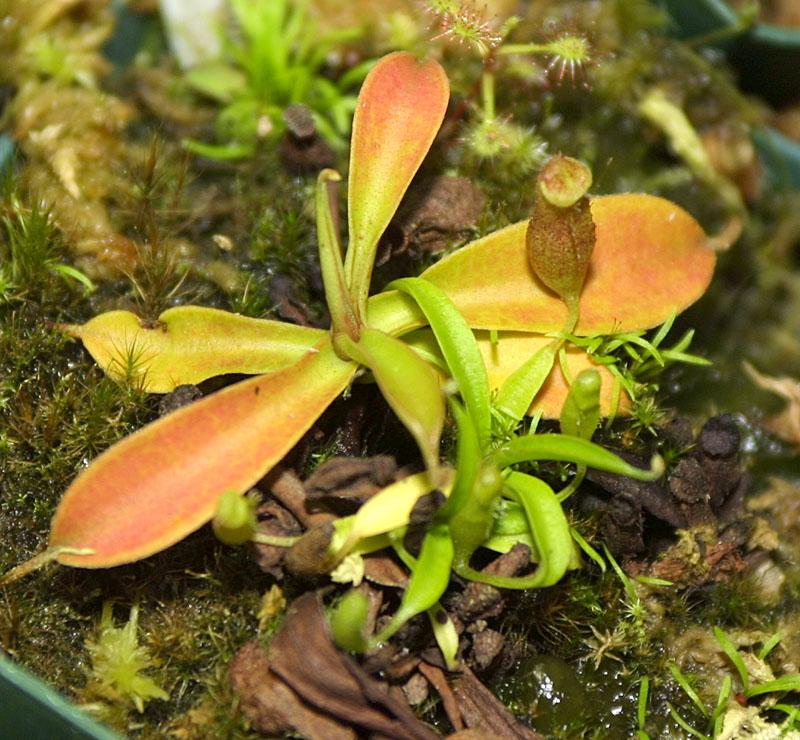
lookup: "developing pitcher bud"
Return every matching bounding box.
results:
[526,155,596,312]
[212,489,257,545]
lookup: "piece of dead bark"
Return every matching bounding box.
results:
[418,662,464,733]
[376,176,486,264]
[450,665,543,740]
[157,384,202,416]
[279,103,335,174]
[305,455,398,512]
[251,499,303,576]
[469,629,505,672]
[363,553,410,588]
[268,592,439,740]
[266,466,333,529]
[454,544,531,622]
[230,641,355,739]
[403,672,430,706]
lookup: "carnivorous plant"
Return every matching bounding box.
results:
[1,51,717,583]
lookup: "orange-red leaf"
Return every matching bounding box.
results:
[344,52,449,313]
[50,341,355,567]
[422,194,716,334]
[63,306,324,393]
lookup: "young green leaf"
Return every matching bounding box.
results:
[49,342,355,567]
[389,277,492,446]
[504,472,576,587]
[454,473,575,590]
[491,434,663,481]
[373,522,454,644]
[560,368,601,439]
[494,342,558,425]
[477,332,626,418]
[344,52,449,319]
[337,328,444,477]
[63,306,324,392]
[341,470,454,554]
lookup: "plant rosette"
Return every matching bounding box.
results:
[0,51,716,582]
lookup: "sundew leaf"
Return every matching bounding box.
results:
[338,327,444,477]
[389,277,492,447]
[422,194,716,335]
[62,306,324,393]
[50,341,355,567]
[344,52,449,317]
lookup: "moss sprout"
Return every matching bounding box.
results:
[83,602,169,715]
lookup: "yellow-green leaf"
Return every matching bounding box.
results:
[337,327,445,477]
[62,306,324,392]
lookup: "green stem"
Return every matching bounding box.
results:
[252,533,301,547]
[481,70,496,121]
[499,43,549,55]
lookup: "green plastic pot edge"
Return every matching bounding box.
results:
[0,654,120,740]
[654,0,800,47]
[653,0,738,39]
[753,126,800,189]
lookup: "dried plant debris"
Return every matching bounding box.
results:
[3,0,140,277]
[743,361,800,446]
[279,103,336,174]
[231,587,545,739]
[376,176,486,266]
[305,454,399,511]
[231,592,438,739]
[584,414,748,560]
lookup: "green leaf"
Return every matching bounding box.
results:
[373,522,454,643]
[747,675,800,698]
[341,470,452,553]
[491,434,664,481]
[713,626,750,695]
[185,63,248,103]
[389,277,492,447]
[495,342,558,425]
[559,368,601,440]
[504,472,575,587]
[62,306,324,393]
[329,589,370,653]
[338,328,444,477]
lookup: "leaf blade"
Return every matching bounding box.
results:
[50,341,355,567]
[339,327,445,477]
[423,194,716,334]
[63,306,325,392]
[344,52,449,316]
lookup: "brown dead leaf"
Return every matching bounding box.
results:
[450,665,543,739]
[268,592,438,740]
[230,641,355,740]
[743,361,800,445]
